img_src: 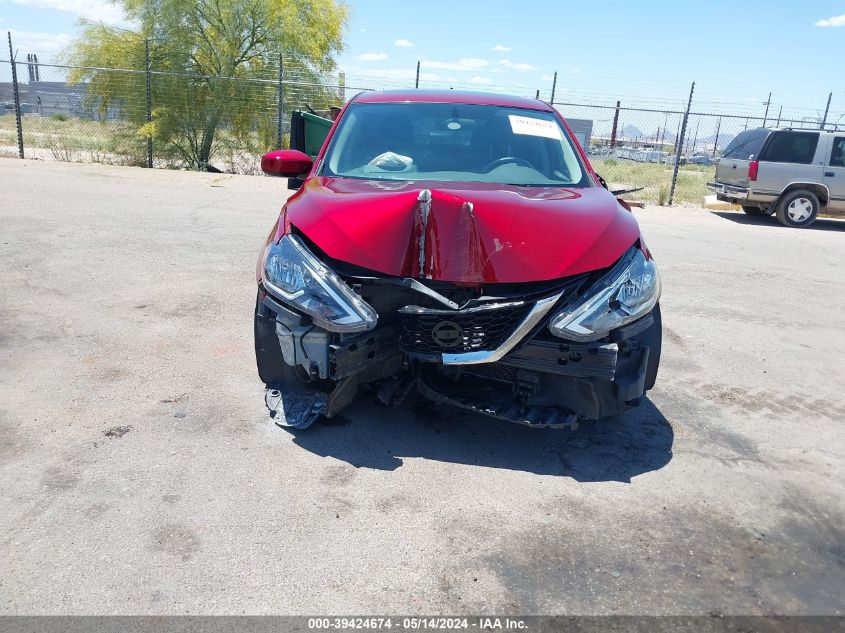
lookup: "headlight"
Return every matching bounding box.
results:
[262,234,377,333]
[549,246,660,341]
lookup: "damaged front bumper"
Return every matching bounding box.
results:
[255,279,661,430]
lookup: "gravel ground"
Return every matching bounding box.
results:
[1,159,844,615]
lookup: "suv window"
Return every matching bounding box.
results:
[722,128,769,160]
[759,131,819,164]
[830,137,845,167]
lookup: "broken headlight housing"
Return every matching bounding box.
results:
[549,246,660,342]
[263,234,377,332]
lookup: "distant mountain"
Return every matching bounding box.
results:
[596,123,677,144]
[618,124,645,140]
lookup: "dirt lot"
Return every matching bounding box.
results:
[1,159,844,615]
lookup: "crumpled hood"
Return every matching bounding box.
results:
[283,177,640,284]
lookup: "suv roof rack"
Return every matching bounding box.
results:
[778,126,841,133]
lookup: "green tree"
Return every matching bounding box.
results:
[66,0,348,168]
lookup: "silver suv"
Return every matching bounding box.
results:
[708,128,845,227]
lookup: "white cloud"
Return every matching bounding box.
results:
[7,0,126,25]
[492,44,511,52]
[468,75,493,85]
[4,27,73,58]
[393,38,413,48]
[815,13,845,26]
[499,59,535,72]
[420,57,489,72]
[358,52,388,61]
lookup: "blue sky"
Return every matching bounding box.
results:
[2,0,844,120]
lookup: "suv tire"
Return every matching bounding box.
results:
[776,190,819,228]
[742,205,768,216]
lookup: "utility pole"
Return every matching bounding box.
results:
[668,81,695,206]
[7,32,23,159]
[415,61,420,89]
[712,116,721,158]
[775,106,782,127]
[550,71,557,104]
[820,92,832,129]
[689,118,700,155]
[535,89,540,99]
[762,91,772,127]
[659,111,668,162]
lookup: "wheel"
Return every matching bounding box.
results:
[742,205,768,216]
[776,190,819,228]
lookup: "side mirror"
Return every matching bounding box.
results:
[261,149,313,178]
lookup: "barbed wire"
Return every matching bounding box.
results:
[2,54,842,206]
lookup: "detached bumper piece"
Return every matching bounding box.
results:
[264,386,328,430]
[256,283,661,430]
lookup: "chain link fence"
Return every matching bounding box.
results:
[1,56,371,174]
[2,49,843,205]
[551,100,830,204]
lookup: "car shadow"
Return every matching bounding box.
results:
[711,211,845,232]
[287,396,673,483]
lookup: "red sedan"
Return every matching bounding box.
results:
[255,90,662,429]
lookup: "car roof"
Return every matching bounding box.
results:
[351,89,554,112]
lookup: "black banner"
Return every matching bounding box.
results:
[0,617,843,633]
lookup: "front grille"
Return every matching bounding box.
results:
[400,304,531,355]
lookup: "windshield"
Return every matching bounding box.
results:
[321,102,588,187]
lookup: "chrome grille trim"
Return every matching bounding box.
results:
[439,292,563,366]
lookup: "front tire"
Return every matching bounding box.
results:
[776,190,819,228]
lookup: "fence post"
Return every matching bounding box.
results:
[762,91,771,127]
[610,101,620,149]
[668,81,695,206]
[144,39,153,168]
[276,54,285,149]
[7,32,24,159]
[415,61,420,89]
[550,71,557,104]
[820,92,832,130]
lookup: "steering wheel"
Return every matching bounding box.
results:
[481,156,536,173]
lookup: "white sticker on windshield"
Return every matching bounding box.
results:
[508,114,562,140]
